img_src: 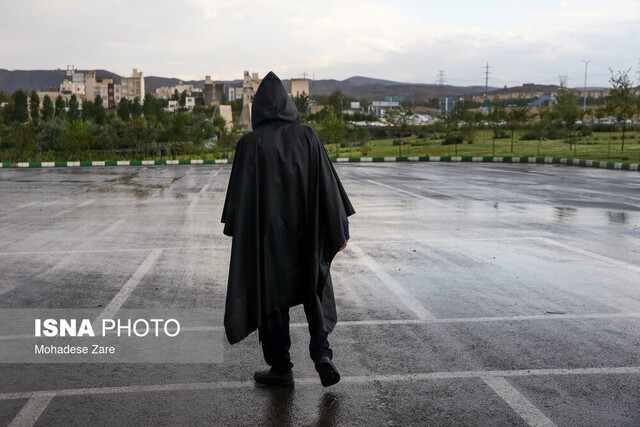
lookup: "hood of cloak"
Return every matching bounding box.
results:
[251,71,300,129]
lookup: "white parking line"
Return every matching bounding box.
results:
[290,312,640,327]
[187,168,223,214]
[0,245,231,256]
[0,201,41,216]
[52,200,95,217]
[482,376,556,427]
[8,393,55,427]
[536,237,640,274]
[3,366,639,401]
[96,218,126,238]
[349,244,436,320]
[365,179,453,208]
[93,249,163,324]
[2,312,638,341]
[2,365,639,427]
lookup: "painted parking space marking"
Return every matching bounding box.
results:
[93,248,163,325]
[52,200,95,217]
[482,376,556,427]
[0,245,232,256]
[187,168,223,214]
[536,237,640,274]
[3,366,639,426]
[7,393,55,427]
[365,179,453,208]
[349,244,436,320]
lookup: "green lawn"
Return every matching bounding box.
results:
[330,130,640,163]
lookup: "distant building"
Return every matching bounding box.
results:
[309,105,326,114]
[204,76,215,106]
[213,104,233,132]
[120,68,145,101]
[165,96,195,113]
[440,98,455,117]
[155,80,203,101]
[85,71,119,108]
[239,102,252,130]
[290,78,310,97]
[370,100,400,117]
[242,71,261,104]
[59,66,86,99]
[226,85,243,101]
[155,87,173,100]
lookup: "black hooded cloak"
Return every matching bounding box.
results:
[221,72,355,345]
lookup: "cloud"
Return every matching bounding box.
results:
[0,0,638,86]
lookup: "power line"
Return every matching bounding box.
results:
[436,70,446,93]
[484,62,490,105]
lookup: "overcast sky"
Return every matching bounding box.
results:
[2,0,639,88]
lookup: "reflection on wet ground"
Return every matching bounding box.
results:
[607,211,627,224]
[554,207,577,223]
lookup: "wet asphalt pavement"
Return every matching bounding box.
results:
[0,163,639,426]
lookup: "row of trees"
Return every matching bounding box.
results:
[0,90,232,162]
[439,69,638,155]
[0,69,637,162]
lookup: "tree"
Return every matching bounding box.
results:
[606,68,637,151]
[54,95,66,118]
[553,79,582,152]
[320,109,346,157]
[68,94,80,121]
[62,121,93,158]
[219,128,238,160]
[41,95,54,121]
[359,97,372,111]
[10,122,38,161]
[488,102,506,155]
[327,89,346,112]
[39,118,67,152]
[131,97,142,119]
[82,100,95,121]
[293,92,310,114]
[386,107,415,156]
[29,90,40,124]
[117,98,131,121]
[12,90,29,123]
[94,95,106,124]
[212,115,227,133]
[506,106,530,152]
[533,107,557,156]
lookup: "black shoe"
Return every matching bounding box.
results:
[314,357,340,387]
[253,368,294,387]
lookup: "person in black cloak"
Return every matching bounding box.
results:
[221,71,355,387]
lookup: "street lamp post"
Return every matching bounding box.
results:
[582,60,591,112]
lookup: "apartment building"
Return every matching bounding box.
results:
[290,78,310,97]
[242,71,261,104]
[120,68,145,101]
[85,71,120,108]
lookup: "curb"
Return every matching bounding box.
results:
[1,156,639,171]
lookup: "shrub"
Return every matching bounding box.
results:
[442,134,463,145]
[519,132,539,141]
[493,130,508,139]
[577,127,592,137]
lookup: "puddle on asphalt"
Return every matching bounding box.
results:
[606,211,627,225]
[554,207,577,223]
